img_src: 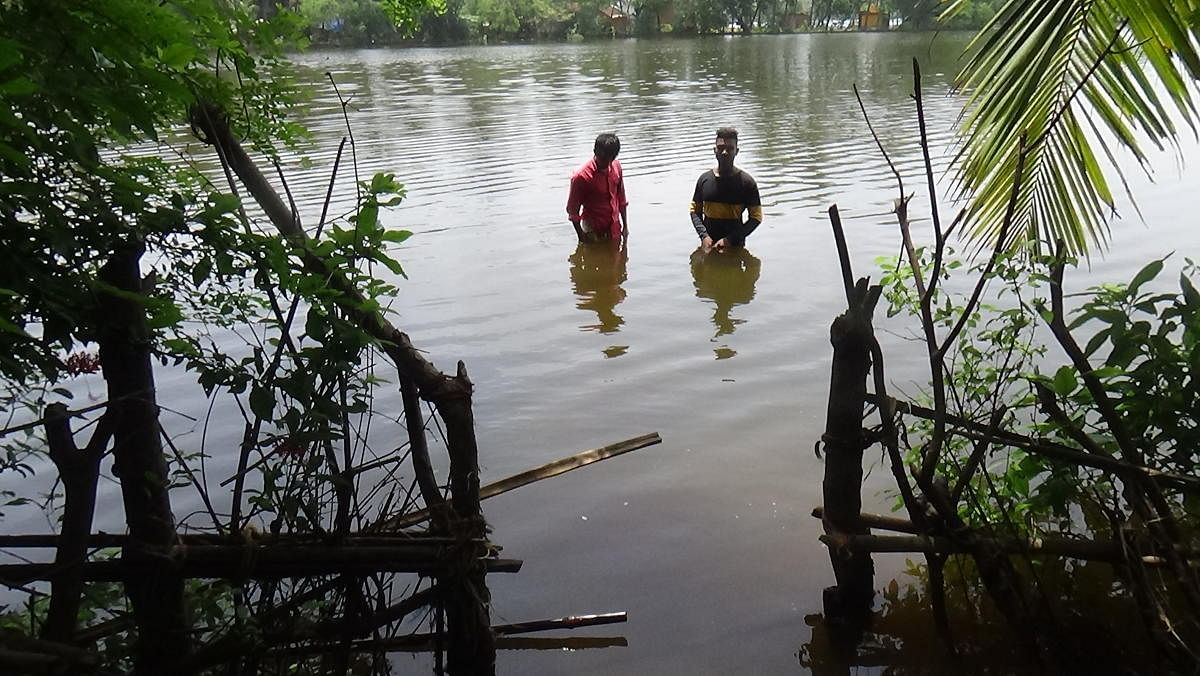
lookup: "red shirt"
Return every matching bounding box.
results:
[566,157,628,238]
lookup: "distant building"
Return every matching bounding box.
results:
[857,3,889,31]
[600,5,632,36]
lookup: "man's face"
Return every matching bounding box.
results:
[595,150,617,171]
[714,137,738,167]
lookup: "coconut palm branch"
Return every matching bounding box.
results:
[944,0,1200,254]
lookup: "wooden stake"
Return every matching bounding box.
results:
[819,226,880,620]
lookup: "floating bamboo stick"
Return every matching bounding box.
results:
[492,612,627,636]
[376,433,662,530]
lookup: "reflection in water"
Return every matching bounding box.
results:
[690,247,761,359]
[568,240,629,356]
[799,560,1167,674]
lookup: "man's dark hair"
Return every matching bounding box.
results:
[594,132,621,159]
[715,127,739,143]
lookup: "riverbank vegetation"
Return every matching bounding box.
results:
[0,0,513,672]
[809,0,1200,668]
[296,0,1006,45]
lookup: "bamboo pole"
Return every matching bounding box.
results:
[377,433,662,530]
[262,635,627,658]
[263,612,626,658]
[810,507,922,535]
[0,548,522,583]
[0,533,489,549]
[492,612,627,636]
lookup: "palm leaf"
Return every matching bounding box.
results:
[944,0,1200,255]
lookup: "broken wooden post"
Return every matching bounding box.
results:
[440,361,495,675]
[820,206,879,623]
[40,405,111,643]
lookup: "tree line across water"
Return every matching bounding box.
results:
[293,0,1006,45]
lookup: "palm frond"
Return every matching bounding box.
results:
[945,0,1200,255]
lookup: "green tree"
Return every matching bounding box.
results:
[889,0,939,28]
[0,2,302,669]
[634,0,674,34]
[0,1,413,671]
[810,0,858,29]
[944,0,1200,254]
[724,0,762,34]
[676,0,728,33]
[297,0,447,43]
[462,0,567,39]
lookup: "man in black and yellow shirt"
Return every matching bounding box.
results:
[689,127,763,250]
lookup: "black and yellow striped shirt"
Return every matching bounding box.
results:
[689,169,763,245]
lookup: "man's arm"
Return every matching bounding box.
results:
[737,175,763,242]
[618,170,629,238]
[566,174,586,239]
[690,176,709,242]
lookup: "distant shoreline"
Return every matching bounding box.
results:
[301,28,982,51]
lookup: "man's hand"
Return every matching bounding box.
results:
[702,235,714,251]
[714,238,730,251]
[570,219,584,241]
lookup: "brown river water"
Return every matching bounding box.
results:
[4,31,1198,674]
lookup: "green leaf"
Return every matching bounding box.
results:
[209,193,241,216]
[0,38,20,73]
[1182,273,1200,308]
[146,299,184,329]
[1052,365,1077,396]
[159,43,196,70]
[381,229,412,244]
[249,385,275,420]
[1083,327,1110,356]
[0,77,37,96]
[0,315,30,337]
[191,257,212,287]
[356,204,379,231]
[1128,258,1166,295]
[162,337,198,357]
[378,256,407,278]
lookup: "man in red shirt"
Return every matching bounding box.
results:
[566,133,629,243]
